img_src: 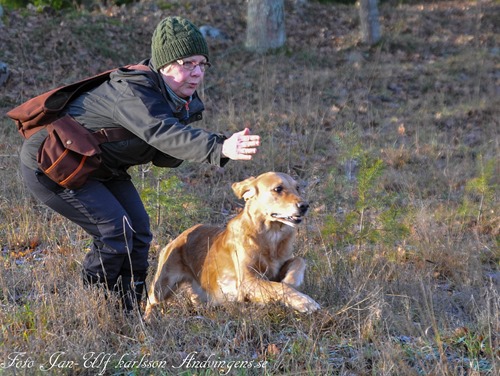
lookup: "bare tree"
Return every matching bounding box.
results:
[359,0,381,45]
[245,0,286,53]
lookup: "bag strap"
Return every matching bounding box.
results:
[92,127,135,144]
[44,64,153,114]
[43,70,115,115]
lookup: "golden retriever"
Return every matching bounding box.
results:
[144,172,320,320]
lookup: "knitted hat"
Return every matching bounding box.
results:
[151,16,209,70]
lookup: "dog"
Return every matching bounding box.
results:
[144,172,320,320]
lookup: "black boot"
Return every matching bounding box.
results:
[116,273,147,314]
[82,269,116,299]
[82,270,113,289]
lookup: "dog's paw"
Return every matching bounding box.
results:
[143,304,154,323]
[289,292,321,313]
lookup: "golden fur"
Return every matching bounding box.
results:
[144,172,320,320]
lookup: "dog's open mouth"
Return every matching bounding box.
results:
[271,213,303,226]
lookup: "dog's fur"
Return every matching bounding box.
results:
[144,172,320,320]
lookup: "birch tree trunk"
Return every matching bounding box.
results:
[359,0,381,45]
[246,0,286,53]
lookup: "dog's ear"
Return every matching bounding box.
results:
[232,177,256,201]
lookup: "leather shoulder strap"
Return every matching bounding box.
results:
[92,127,135,144]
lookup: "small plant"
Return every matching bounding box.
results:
[355,154,385,240]
[136,166,210,238]
[32,0,69,10]
[0,0,28,9]
[321,147,409,250]
[460,155,497,224]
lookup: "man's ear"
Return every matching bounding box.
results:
[232,176,256,201]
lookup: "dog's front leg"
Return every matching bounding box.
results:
[241,277,320,313]
[231,249,244,301]
[277,257,306,288]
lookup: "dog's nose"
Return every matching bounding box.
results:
[297,201,309,214]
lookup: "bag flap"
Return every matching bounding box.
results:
[6,70,114,125]
[6,88,58,123]
[49,115,101,156]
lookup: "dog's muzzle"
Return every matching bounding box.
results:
[271,201,309,226]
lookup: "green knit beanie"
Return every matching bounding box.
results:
[151,16,209,70]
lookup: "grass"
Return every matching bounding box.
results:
[0,0,499,374]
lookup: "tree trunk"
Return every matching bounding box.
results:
[246,0,286,53]
[359,0,381,45]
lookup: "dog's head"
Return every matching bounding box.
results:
[232,172,309,227]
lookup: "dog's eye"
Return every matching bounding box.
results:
[273,186,284,193]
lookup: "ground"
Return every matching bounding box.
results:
[0,1,498,375]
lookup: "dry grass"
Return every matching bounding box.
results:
[0,0,499,374]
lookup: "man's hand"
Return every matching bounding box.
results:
[222,128,261,160]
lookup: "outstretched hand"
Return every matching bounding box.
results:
[222,128,261,161]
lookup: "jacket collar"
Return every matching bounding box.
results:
[164,82,191,112]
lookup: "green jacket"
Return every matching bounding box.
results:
[20,60,228,180]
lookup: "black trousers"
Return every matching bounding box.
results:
[21,163,151,286]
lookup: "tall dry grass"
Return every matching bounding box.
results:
[1,0,498,375]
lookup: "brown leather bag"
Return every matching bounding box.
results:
[37,114,133,189]
[7,65,153,189]
[7,64,152,139]
[7,69,115,139]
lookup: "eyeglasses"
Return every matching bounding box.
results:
[176,59,211,72]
